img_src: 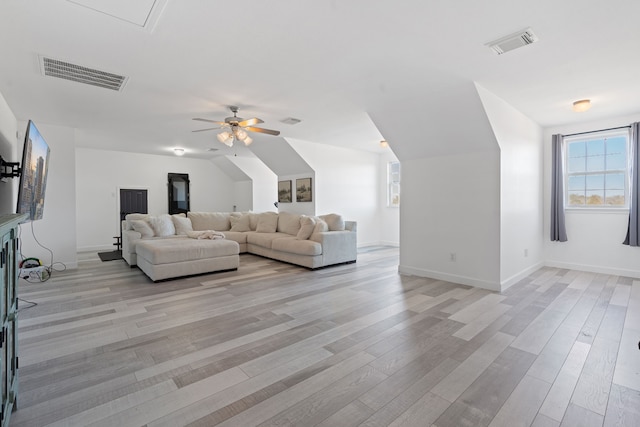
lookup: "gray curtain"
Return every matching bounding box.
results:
[624,122,640,246]
[550,134,568,242]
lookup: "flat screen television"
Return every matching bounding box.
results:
[16,120,50,221]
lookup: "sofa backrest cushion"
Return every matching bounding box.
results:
[277,212,302,236]
[149,214,176,237]
[248,212,259,231]
[313,217,329,233]
[296,215,316,240]
[230,214,252,232]
[172,215,193,235]
[188,212,231,231]
[319,213,345,231]
[256,212,279,233]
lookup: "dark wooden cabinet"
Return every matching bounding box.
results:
[0,213,25,427]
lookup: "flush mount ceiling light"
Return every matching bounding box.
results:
[174,148,185,156]
[380,140,389,148]
[572,99,592,112]
[193,106,279,147]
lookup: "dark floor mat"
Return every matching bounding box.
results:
[98,250,123,262]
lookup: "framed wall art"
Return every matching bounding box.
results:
[278,180,292,203]
[296,178,312,202]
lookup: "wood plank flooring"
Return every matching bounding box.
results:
[12,248,640,426]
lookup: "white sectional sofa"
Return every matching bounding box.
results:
[121,211,357,279]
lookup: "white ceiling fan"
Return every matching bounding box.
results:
[193,106,280,147]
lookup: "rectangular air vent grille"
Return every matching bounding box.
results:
[486,28,538,55]
[281,117,302,125]
[41,57,128,91]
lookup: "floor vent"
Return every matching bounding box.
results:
[40,56,128,91]
[486,28,538,55]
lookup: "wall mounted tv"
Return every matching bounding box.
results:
[16,120,50,221]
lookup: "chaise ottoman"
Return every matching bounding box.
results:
[135,238,239,281]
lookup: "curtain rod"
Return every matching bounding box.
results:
[563,125,631,138]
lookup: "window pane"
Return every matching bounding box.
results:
[567,142,586,173]
[605,190,625,205]
[586,190,604,205]
[568,192,585,206]
[606,137,627,170]
[568,175,585,190]
[586,145,605,171]
[605,173,625,190]
[586,174,604,190]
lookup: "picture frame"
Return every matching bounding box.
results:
[296,178,312,202]
[278,180,292,203]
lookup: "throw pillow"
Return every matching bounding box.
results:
[130,219,154,238]
[319,213,345,231]
[296,215,316,240]
[149,214,176,237]
[125,213,150,231]
[248,212,259,231]
[313,218,329,234]
[256,212,278,233]
[277,212,302,235]
[172,215,193,235]
[230,214,251,232]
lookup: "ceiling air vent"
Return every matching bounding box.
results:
[40,56,128,91]
[486,28,538,55]
[281,117,302,125]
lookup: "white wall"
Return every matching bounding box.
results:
[233,180,252,212]
[288,138,382,247]
[18,122,77,268]
[227,155,277,213]
[543,113,640,278]
[477,85,545,288]
[76,148,241,251]
[378,150,400,246]
[399,150,501,290]
[0,90,18,214]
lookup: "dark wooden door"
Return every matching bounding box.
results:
[120,189,148,221]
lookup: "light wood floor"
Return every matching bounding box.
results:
[12,247,640,427]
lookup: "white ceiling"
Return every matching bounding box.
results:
[1,0,640,160]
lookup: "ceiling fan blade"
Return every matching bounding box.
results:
[245,126,280,136]
[238,117,264,127]
[192,127,221,132]
[193,118,226,125]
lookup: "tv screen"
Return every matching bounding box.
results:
[16,120,50,221]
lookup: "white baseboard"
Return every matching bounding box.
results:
[357,241,399,248]
[398,265,501,292]
[544,260,640,279]
[500,262,545,291]
[78,245,116,253]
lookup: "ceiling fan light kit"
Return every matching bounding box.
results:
[193,106,280,147]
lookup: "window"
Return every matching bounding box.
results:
[565,129,629,208]
[388,161,400,207]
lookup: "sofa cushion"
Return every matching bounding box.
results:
[230,214,251,232]
[248,212,259,231]
[247,232,288,249]
[149,214,176,237]
[188,212,231,231]
[319,213,345,231]
[296,215,316,240]
[223,231,248,245]
[172,215,193,235]
[272,236,322,256]
[256,212,278,233]
[277,212,302,235]
[130,219,154,238]
[136,238,239,264]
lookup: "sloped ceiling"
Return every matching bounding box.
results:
[249,137,312,176]
[1,1,640,160]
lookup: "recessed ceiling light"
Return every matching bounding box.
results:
[572,99,591,112]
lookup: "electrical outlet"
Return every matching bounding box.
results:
[449,252,457,262]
